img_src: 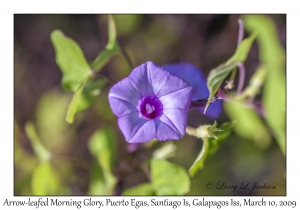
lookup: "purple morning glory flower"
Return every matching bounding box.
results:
[163,63,222,119]
[108,61,193,143]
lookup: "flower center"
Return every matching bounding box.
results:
[140,97,162,119]
[146,103,155,114]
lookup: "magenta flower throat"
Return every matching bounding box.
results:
[108,61,193,143]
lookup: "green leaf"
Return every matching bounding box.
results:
[224,101,272,149]
[189,139,209,177]
[205,62,238,112]
[25,122,51,162]
[205,28,256,113]
[122,183,155,196]
[90,15,121,71]
[87,126,117,195]
[227,33,256,64]
[150,159,190,195]
[206,122,235,159]
[244,15,286,155]
[31,161,60,195]
[189,122,235,177]
[66,75,92,124]
[50,30,92,92]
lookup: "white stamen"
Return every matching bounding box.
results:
[146,103,155,114]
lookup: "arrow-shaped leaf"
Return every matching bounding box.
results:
[51,30,92,92]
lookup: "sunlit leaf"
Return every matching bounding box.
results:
[150,159,190,195]
[31,161,60,195]
[189,122,235,177]
[122,183,155,196]
[25,122,51,162]
[50,30,91,91]
[227,33,256,64]
[52,15,125,124]
[87,126,117,195]
[66,75,92,124]
[224,101,271,149]
[244,14,286,154]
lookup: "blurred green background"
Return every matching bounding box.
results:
[14,14,286,196]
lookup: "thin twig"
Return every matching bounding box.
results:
[237,19,244,46]
[120,47,134,72]
[189,95,220,109]
[141,163,151,182]
[91,70,116,83]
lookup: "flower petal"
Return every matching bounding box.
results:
[108,96,138,117]
[118,112,156,143]
[154,119,181,141]
[155,73,191,98]
[162,109,188,136]
[108,77,141,107]
[128,62,154,97]
[164,63,223,119]
[145,61,169,96]
[163,63,208,100]
[159,86,192,110]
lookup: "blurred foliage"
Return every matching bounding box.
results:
[151,158,190,195]
[244,15,286,154]
[14,14,286,196]
[122,183,155,196]
[224,101,271,149]
[31,161,61,195]
[87,127,117,195]
[236,66,267,100]
[25,122,51,161]
[122,158,190,196]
